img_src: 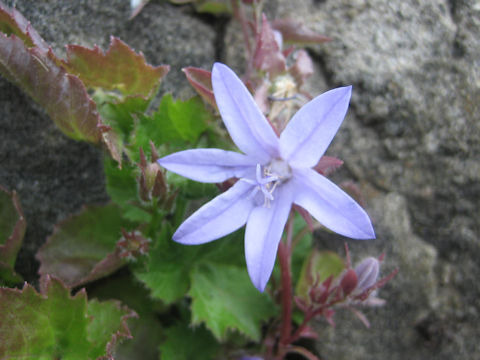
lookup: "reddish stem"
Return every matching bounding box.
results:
[278,241,292,346]
[231,0,252,56]
[276,214,295,358]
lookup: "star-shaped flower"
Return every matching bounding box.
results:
[158,63,375,292]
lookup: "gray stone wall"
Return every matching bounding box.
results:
[0,0,478,359]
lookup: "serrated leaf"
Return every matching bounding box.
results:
[133,224,196,304]
[159,322,219,360]
[134,225,245,304]
[0,5,121,163]
[0,34,103,143]
[104,157,139,208]
[115,316,162,360]
[62,37,169,98]
[161,94,210,143]
[36,204,128,287]
[133,95,210,153]
[0,276,135,360]
[0,3,48,51]
[295,250,345,301]
[189,263,276,341]
[86,299,137,359]
[88,273,164,360]
[96,93,150,139]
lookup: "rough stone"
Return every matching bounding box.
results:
[264,0,480,358]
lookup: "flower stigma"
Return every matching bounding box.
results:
[242,160,292,207]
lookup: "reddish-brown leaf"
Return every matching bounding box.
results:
[36,204,127,288]
[62,37,170,98]
[183,67,217,109]
[0,34,103,143]
[0,3,48,51]
[253,14,286,77]
[272,19,331,45]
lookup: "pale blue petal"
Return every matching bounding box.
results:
[279,86,352,168]
[158,149,257,183]
[292,168,375,239]
[245,182,294,292]
[212,63,279,163]
[173,180,255,244]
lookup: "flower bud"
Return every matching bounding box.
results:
[145,162,162,191]
[340,268,358,296]
[354,257,380,293]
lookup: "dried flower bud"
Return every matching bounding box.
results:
[354,257,380,293]
[117,229,150,260]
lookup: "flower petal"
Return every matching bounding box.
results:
[212,63,279,163]
[158,148,257,183]
[293,168,375,239]
[245,183,294,292]
[279,86,352,168]
[173,180,255,245]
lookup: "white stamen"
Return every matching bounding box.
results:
[241,160,292,207]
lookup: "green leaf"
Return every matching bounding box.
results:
[0,276,135,360]
[195,0,231,15]
[87,299,137,359]
[0,187,25,284]
[189,263,276,341]
[133,224,196,304]
[133,95,210,153]
[95,93,150,140]
[104,157,139,208]
[134,224,245,304]
[159,322,219,360]
[36,204,128,287]
[62,37,169,98]
[87,272,164,360]
[167,172,218,200]
[295,250,345,301]
[115,316,163,360]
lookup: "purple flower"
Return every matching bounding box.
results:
[158,63,375,292]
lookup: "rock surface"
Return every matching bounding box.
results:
[0,0,479,359]
[264,0,480,358]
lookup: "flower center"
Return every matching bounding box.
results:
[243,159,292,207]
